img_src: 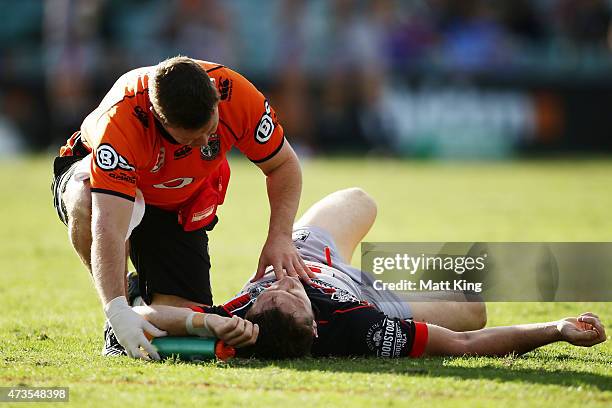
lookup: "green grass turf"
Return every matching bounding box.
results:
[0,155,610,407]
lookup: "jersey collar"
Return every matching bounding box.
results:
[154,116,180,145]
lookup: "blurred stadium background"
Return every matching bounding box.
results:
[2,3,611,405]
[2,0,612,159]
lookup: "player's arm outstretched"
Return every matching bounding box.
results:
[424,312,606,357]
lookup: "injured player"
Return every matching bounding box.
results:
[116,188,607,359]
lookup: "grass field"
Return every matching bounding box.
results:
[0,155,610,407]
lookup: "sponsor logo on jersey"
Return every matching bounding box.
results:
[118,156,135,171]
[95,144,135,171]
[133,106,149,128]
[366,322,383,352]
[192,204,216,222]
[109,172,136,184]
[292,230,310,242]
[150,147,165,173]
[152,177,194,189]
[200,134,220,161]
[254,100,275,144]
[218,77,233,101]
[366,318,408,357]
[310,278,360,302]
[174,145,193,160]
[247,282,273,300]
[330,290,358,303]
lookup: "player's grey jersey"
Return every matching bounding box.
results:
[239,260,362,300]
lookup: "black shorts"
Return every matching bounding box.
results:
[51,145,216,305]
[129,205,216,306]
[51,156,82,225]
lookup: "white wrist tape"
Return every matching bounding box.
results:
[185,311,213,337]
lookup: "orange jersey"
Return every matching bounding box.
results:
[59,61,284,211]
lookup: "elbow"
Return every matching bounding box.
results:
[263,147,301,177]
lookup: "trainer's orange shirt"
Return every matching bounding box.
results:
[60,61,284,211]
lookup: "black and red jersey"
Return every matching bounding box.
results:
[200,262,428,358]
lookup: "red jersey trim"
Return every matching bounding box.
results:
[409,322,429,358]
[324,246,333,267]
[332,304,373,314]
[222,292,252,315]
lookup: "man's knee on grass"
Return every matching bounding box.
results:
[245,307,314,359]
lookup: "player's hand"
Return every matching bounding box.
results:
[206,315,259,348]
[557,312,607,347]
[104,296,167,360]
[252,234,315,283]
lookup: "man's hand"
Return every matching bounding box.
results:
[252,234,314,283]
[205,314,259,348]
[557,312,607,347]
[105,296,167,360]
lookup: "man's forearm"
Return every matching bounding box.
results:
[90,193,134,305]
[426,321,563,357]
[133,305,195,336]
[253,142,310,279]
[91,227,127,305]
[462,322,562,356]
[265,153,302,236]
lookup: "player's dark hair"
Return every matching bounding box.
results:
[149,56,220,130]
[244,307,314,359]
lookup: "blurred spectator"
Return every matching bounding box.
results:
[313,0,393,151]
[554,0,611,48]
[272,0,314,152]
[44,0,104,145]
[103,0,173,66]
[384,2,438,69]
[499,0,545,43]
[431,0,511,72]
[0,0,611,154]
[0,99,25,158]
[168,0,238,66]
[0,116,24,158]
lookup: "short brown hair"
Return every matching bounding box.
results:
[245,307,314,359]
[149,56,219,129]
